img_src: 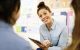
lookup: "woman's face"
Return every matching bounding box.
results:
[38,8,52,24]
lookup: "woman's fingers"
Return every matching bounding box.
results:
[42,40,51,47]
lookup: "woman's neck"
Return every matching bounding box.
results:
[46,20,53,31]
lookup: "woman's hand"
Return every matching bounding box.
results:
[41,40,51,48]
[39,44,48,50]
[37,40,51,50]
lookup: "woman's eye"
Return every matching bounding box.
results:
[39,15,42,18]
[44,13,46,15]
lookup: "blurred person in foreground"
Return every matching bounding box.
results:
[65,0,80,50]
[0,0,32,50]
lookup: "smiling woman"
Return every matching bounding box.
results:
[37,1,71,50]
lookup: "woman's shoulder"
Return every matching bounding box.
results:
[54,20,66,28]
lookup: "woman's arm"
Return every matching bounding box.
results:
[57,26,72,50]
[48,26,72,50]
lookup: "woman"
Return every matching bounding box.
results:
[0,0,32,50]
[66,0,80,50]
[37,1,71,50]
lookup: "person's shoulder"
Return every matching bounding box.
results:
[54,20,67,29]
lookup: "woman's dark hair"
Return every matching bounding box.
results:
[37,1,51,14]
[71,0,80,14]
[66,0,80,50]
[0,0,20,25]
[71,0,80,44]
